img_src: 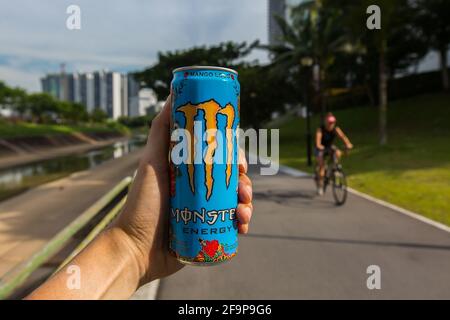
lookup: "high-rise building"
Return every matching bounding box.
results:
[41,74,61,100]
[59,73,70,101]
[127,74,141,117]
[120,74,129,118]
[127,74,140,105]
[41,70,154,119]
[129,88,157,117]
[106,72,122,120]
[65,74,74,102]
[79,73,95,112]
[268,0,285,45]
[127,74,157,117]
[64,73,82,103]
[93,70,107,112]
[268,0,304,45]
[72,73,82,103]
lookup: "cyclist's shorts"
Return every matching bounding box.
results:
[315,145,337,158]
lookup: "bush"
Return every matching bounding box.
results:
[118,115,153,128]
[388,69,448,100]
[325,68,450,112]
[90,108,108,123]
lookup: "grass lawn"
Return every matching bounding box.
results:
[0,121,129,138]
[274,93,450,226]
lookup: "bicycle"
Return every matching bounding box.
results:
[314,147,348,206]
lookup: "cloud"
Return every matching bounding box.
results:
[0,0,269,92]
[0,65,42,91]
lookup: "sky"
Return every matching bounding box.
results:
[0,0,269,92]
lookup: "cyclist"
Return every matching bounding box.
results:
[315,112,353,196]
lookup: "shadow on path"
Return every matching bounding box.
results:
[245,233,450,252]
[254,190,315,201]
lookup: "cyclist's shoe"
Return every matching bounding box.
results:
[317,187,324,196]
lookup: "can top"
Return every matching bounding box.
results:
[172,65,238,75]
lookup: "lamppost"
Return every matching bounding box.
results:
[301,57,314,166]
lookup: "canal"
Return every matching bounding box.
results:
[0,137,146,202]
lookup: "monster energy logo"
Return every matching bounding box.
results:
[170,99,237,200]
[171,207,236,225]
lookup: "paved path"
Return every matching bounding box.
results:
[158,164,450,299]
[0,149,142,276]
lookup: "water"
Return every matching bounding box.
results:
[0,137,146,202]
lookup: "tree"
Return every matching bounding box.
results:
[262,0,351,116]
[0,81,7,104]
[26,93,58,122]
[237,63,293,128]
[135,41,256,99]
[414,0,450,91]
[0,82,27,118]
[136,41,289,127]
[341,0,427,145]
[62,102,88,123]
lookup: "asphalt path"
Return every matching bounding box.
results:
[157,163,450,299]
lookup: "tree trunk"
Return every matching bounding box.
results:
[365,80,376,107]
[439,46,449,91]
[378,47,388,146]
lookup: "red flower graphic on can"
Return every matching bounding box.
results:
[201,239,219,257]
[191,239,235,263]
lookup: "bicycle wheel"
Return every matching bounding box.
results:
[332,168,347,205]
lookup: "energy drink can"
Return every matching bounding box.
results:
[169,66,240,265]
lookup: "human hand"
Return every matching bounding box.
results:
[114,93,253,285]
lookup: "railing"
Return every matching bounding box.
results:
[0,176,133,300]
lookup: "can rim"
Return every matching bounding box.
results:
[172,66,238,75]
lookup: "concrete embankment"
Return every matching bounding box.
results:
[0,131,127,170]
[0,147,143,278]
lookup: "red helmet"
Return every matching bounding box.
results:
[326,114,336,124]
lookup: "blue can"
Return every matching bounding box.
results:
[169,66,240,265]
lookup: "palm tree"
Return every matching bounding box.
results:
[262,0,351,117]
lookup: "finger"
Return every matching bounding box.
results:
[236,202,253,224]
[238,148,248,174]
[238,222,249,234]
[238,174,252,204]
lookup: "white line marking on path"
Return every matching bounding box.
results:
[347,187,450,233]
[276,162,450,234]
[279,164,311,178]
